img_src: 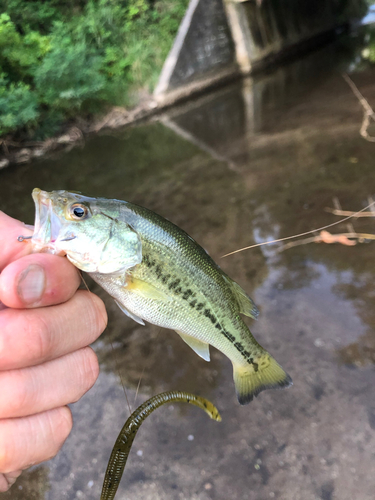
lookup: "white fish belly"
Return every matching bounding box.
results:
[91,273,251,366]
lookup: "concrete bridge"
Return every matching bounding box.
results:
[154,0,367,104]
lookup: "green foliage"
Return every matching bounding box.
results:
[0,0,189,138]
[34,39,106,110]
[0,1,84,32]
[0,13,50,80]
[0,76,39,135]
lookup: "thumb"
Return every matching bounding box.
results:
[0,212,33,271]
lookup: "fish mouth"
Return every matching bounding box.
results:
[31,188,64,255]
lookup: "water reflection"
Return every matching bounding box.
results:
[162,28,368,170]
[334,271,375,366]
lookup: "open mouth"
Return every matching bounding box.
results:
[31,188,64,255]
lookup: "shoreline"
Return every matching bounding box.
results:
[0,98,159,170]
[0,67,240,170]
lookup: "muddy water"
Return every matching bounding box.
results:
[2,28,375,500]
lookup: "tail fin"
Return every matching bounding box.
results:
[233,356,292,405]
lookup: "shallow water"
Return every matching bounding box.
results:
[2,27,375,500]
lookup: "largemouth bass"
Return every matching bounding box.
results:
[30,188,292,404]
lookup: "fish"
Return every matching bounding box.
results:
[100,391,221,500]
[30,188,292,404]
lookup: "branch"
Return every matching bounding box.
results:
[343,73,375,142]
[325,207,375,217]
[277,230,375,252]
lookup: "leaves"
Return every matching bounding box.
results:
[0,0,189,138]
[34,40,106,110]
[0,76,39,135]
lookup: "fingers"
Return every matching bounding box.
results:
[0,347,99,419]
[0,407,73,477]
[0,253,81,309]
[0,470,22,492]
[0,212,108,491]
[0,290,107,371]
[0,212,33,271]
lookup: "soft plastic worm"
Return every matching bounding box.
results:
[100,391,221,500]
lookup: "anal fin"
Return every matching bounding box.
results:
[115,300,145,325]
[176,330,210,362]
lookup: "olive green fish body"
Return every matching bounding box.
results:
[92,203,260,366]
[31,190,292,404]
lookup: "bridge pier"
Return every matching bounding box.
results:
[154,0,367,104]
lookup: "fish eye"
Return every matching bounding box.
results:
[70,204,88,220]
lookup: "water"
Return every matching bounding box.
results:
[362,5,375,25]
[2,27,375,500]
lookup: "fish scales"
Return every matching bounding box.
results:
[30,189,292,404]
[95,202,261,365]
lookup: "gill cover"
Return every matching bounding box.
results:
[31,189,142,274]
[62,215,142,273]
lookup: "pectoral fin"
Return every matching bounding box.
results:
[115,300,145,325]
[176,331,210,361]
[124,277,170,302]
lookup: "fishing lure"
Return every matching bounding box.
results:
[100,391,221,500]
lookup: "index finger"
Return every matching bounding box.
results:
[0,212,34,271]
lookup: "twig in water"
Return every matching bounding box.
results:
[222,200,375,257]
[342,73,375,142]
[279,196,375,251]
[325,207,375,217]
[325,196,375,218]
[277,230,375,252]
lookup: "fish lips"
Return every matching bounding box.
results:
[31,188,65,255]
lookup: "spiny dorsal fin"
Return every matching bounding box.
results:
[222,276,259,319]
[175,331,210,361]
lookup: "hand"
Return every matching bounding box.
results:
[0,212,107,491]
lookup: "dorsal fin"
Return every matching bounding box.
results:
[175,331,210,361]
[222,276,259,319]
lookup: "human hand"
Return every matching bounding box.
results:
[0,211,108,491]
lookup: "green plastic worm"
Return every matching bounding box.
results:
[100,391,222,500]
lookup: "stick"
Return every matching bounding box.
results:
[342,73,375,142]
[278,231,375,252]
[222,200,375,257]
[325,207,375,217]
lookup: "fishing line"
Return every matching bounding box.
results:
[221,200,375,258]
[109,329,132,415]
[79,271,132,415]
[133,327,162,408]
[133,365,146,409]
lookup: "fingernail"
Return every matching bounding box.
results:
[17,265,46,305]
[5,475,19,487]
[3,469,23,489]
